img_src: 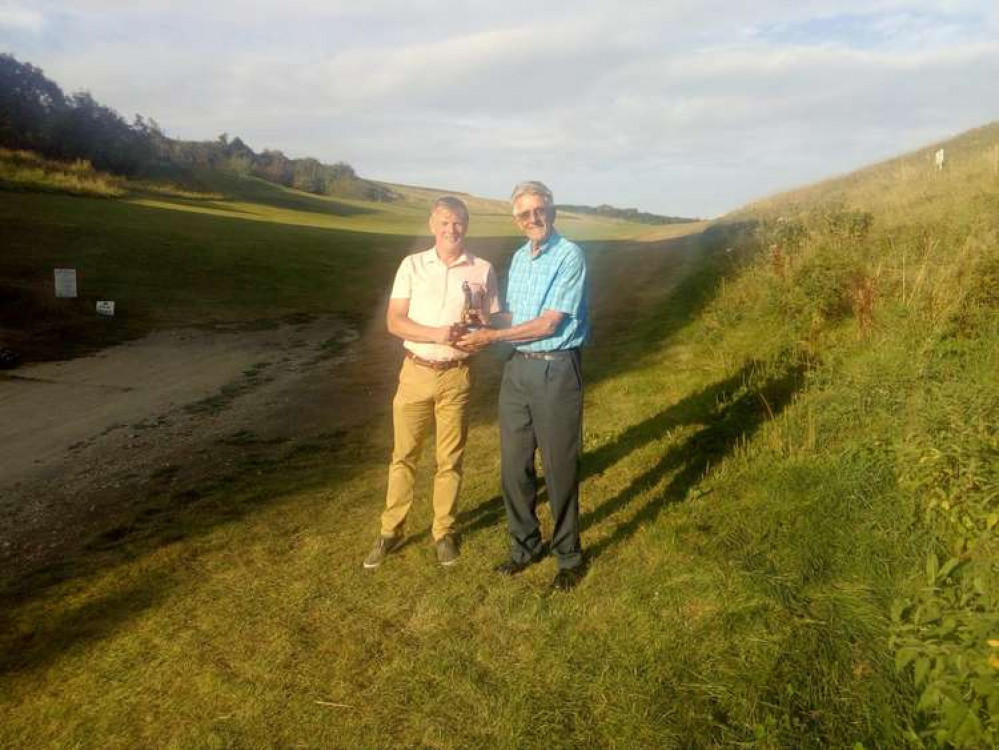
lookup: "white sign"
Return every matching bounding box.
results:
[54,268,78,298]
[96,300,115,317]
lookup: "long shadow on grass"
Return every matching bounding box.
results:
[0,571,171,677]
[457,495,506,536]
[582,359,805,561]
[0,437,382,676]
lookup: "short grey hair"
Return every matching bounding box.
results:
[510,181,554,212]
[431,196,469,222]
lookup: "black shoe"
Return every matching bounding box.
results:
[493,552,544,576]
[551,566,585,591]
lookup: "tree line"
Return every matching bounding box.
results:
[0,53,393,201]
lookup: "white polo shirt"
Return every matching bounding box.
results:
[390,247,500,362]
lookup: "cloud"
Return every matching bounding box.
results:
[0,3,44,31]
[8,1,999,216]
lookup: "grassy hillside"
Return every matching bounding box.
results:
[701,121,999,747]
[0,124,996,749]
[1,151,684,361]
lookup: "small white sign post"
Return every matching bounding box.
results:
[96,300,116,316]
[54,268,78,298]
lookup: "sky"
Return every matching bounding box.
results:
[2,0,998,217]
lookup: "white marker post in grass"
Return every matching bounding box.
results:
[54,268,78,298]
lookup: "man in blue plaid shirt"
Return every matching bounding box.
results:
[459,181,589,591]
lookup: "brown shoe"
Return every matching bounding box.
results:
[436,535,460,567]
[363,535,402,569]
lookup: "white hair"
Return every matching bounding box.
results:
[510,181,554,213]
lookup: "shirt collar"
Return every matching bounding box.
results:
[425,246,472,267]
[525,231,561,259]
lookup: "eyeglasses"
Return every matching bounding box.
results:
[514,207,550,223]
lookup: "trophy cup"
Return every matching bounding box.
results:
[460,281,484,333]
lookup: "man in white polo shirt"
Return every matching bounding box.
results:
[363,196,499,569]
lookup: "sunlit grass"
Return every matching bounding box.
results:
[0,147,125,197]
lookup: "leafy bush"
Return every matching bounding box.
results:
[785,243,868,323]
[890,555,998,749]
[890,286,999,748]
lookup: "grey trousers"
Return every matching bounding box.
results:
[498,350,583,570]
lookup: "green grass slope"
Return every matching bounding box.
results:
[1,154,684,361]
[0,125,996,748]
[699,121,999,747]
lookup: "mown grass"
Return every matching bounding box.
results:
[1,123,997,748]
[0,163,669,362]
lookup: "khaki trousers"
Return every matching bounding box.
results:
[381,357,471,541]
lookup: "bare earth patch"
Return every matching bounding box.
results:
[0,313,400,583]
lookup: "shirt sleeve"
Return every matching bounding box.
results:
[545,246,586,316]
[389,256,413,300]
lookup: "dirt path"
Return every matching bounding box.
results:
[0,313,401,581]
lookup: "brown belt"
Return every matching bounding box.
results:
[405,349,468,371]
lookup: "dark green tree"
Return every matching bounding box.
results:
[0,53,67,150]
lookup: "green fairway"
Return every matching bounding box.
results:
[0,163,692,361]
[1,127,996,748]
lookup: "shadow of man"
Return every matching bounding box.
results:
[581,359,806,561]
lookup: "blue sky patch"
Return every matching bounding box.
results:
[753,10,985,50]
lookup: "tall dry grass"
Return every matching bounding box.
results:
[0,148,125,197]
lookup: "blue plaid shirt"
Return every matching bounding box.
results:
[505,231,589,352]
